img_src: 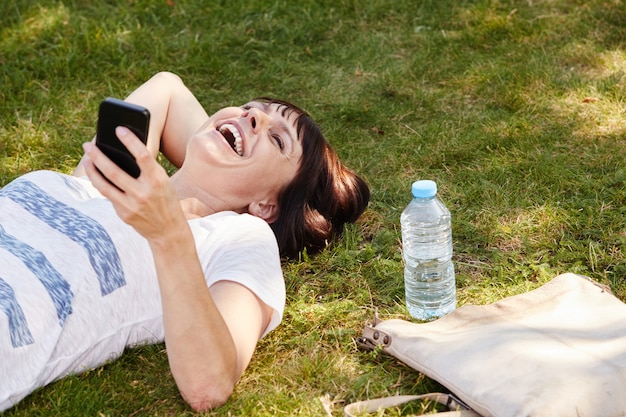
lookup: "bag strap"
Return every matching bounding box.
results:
[343,393,482,417]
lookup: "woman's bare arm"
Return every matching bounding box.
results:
[149,225,271,411]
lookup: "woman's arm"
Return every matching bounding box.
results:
[74,72,208,176]
[80,130,272,411]
[149,227,272,411]
[123,71,209,166]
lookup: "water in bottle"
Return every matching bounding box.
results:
[401,180,456,321]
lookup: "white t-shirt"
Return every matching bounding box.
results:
[0,170,285,411]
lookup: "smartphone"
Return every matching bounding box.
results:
[96,97,150,179]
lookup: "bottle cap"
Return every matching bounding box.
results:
[411,180,437,198]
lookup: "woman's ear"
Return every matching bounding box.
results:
[248,201,278,223]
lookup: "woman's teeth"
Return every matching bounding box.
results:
[219,124,243,156]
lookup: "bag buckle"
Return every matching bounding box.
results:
[357,325,392,351]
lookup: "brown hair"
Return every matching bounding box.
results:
[256,98,370,259]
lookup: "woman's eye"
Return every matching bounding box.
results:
[241,104,251,110]
[271,134,284,150]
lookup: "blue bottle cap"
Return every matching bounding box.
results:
[411,180,437,198]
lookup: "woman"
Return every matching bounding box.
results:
[0,72,369,412]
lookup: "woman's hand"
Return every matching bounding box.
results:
[82,125,186,243]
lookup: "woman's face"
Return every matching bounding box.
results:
[182,101,303,219]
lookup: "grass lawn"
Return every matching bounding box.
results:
[1,0,625,415]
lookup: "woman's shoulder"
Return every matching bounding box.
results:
[190,212,279,252]
[4,170,100,199]
[195,211,273,233]
[8,170,87,185]
[0,172,117,228]
[3,170,88,193]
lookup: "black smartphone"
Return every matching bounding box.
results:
[96,97,150,179]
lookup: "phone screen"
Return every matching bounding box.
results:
[96,97,150,178]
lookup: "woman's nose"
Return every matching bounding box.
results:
[242,107,267,133]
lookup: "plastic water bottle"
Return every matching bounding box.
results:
[401,180,456,321]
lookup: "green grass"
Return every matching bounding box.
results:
[2,0,625,415]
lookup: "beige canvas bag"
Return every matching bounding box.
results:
[345,273,626,417]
